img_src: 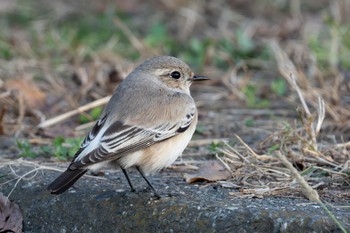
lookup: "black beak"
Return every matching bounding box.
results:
[191,75,209,82]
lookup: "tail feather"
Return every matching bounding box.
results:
[47,169,87,195]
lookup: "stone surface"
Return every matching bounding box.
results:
[1,165,349,233]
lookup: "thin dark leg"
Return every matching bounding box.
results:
[121,168,135,192]
[136,166,160,198]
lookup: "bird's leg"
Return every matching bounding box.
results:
[136,166,160,198]
[121,168,136,192]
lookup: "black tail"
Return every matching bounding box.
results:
[47,169,87,195]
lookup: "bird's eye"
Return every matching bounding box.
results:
[170,71,181,79]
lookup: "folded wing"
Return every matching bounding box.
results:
[69,107,196,170]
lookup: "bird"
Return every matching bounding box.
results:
[47,56,208,196]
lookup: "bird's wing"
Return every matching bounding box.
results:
[71,114,108,161]
[69,107,196,170]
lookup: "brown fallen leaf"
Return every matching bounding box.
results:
[183,160,232,183]
[5,79,46,110]
[0,192,23,233]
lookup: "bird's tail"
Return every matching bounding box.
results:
[47,169,87,195]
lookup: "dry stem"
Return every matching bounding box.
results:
[38,95,111,128]
[275,151,319,201]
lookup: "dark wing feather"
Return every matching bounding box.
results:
[47,169,87,194]
[69,108,196,169]
[72,114,108,160]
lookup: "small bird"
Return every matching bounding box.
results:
[47,56,208,196]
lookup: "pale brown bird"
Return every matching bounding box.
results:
[47,56,208,196]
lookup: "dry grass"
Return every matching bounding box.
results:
[217,40,349,200]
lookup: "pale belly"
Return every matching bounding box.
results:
[118,122,196,174]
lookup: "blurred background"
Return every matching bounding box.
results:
[0,0,349,187]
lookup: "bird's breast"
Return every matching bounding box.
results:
[118,117,197,174]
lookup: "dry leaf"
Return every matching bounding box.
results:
[183,161,231,183]
[6,79,46,109]
[0,192,23,233]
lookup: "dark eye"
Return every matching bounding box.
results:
[170,71,181,79]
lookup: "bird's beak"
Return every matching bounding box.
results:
[190,75,209,82]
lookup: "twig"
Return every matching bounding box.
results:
[318,201,348,233]
[188,138,228,147]
[288,73,318,147]
[218,141,250,163]
[313,166,349,176]
[275,151,347,233]
[215,154,234,176]
[269,40,298,78]
[1,159,107,203]
[275,151,319,201]
[38,96,111,128]
[235,134,274,161]
[303,157,341,168]
[75,121,96,132]
[315,97,325,136]
[289,73,325,152]
[6,167,39,204]
[335,141,350,148]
